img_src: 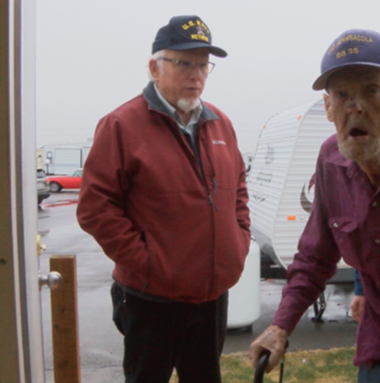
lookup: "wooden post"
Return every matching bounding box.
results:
[50,255,81,383]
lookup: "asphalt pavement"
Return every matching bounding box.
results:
[38,192,358,383]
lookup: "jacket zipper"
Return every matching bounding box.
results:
[200,134,218,212]
[199,131,218,299]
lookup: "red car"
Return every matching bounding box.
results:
[47,168,83,192]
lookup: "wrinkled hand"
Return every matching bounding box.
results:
[350,295,365,323]
[250,325,288,373]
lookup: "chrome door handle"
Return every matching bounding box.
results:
[38,271,62,290]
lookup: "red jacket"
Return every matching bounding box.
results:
[77,82,251,303]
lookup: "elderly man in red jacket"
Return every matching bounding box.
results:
[77,14,250,383]
[250,28,380,383]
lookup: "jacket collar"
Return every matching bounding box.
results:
[142,81,219,122]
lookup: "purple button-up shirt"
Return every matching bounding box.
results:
[273,133,380,366]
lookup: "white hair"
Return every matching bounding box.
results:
[147,49,166,81]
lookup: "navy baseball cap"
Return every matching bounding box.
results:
[152,15,227,58]
[313,29,380,90]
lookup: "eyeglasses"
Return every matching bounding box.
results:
[158,57,215,74]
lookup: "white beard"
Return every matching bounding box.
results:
[177,98,200,114]
[338,137,380,163]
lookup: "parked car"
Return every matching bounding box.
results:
[37,169,50,205]
[47,168,83,193]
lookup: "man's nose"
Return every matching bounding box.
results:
[347,96,364,114]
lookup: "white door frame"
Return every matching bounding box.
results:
[0,0,45,382]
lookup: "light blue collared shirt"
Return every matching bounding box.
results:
[153,83,202,148]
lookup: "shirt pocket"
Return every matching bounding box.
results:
[329,216,359,267]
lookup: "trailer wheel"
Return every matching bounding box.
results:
[50,182,62,193]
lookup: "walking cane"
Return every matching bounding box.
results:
[253,341,288,383]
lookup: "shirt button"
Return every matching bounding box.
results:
[375,239,380,244]
[333,222,339,228]
[373,201,378,207]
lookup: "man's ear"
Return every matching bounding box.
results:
[323,93,333,122]
[149,59,160,82]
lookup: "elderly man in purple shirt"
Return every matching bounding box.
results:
[250,28,380,383]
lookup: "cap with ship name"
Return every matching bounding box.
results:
[152,15,227,58]
[313,29,380,90]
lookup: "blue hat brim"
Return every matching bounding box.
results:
[166,41,227,58]
[313,62,380,90]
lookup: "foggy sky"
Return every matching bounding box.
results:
[35,0,380,153]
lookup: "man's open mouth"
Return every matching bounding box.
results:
[349,128,369,137]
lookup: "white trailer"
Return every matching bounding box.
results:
[247,98,353,302]
[42,141,92,175]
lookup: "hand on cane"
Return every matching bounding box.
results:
[250,325,288,373]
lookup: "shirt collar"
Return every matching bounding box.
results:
[327,144,364,179]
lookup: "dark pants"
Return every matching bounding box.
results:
[358,363,380,383]
[111,282,228,383]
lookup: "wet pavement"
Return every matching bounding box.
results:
[38,192,358,383]
[226,281,357,353]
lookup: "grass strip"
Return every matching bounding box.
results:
[170,346,357,382]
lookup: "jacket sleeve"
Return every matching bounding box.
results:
[272,148,341,334]
[76,114,148,275]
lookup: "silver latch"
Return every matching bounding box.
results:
[38,271,62,290]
